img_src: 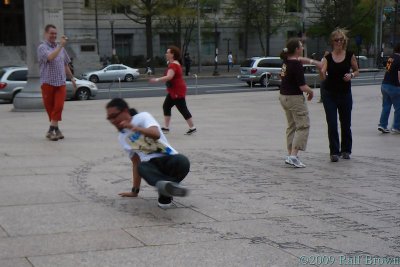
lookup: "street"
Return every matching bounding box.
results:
[94,71,385,100]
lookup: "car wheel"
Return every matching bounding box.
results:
[11,90,21,103]
[75,87,90,100]
[125,74,134,82]
[260,76,269,87]
[89,75,99,83]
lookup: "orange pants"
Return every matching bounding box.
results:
[41,83,66,122]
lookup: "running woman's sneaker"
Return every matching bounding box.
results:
[185,127,197,135]
[161,127,170,134]
[156,181,188,197]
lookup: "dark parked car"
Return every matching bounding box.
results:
[0,66,97,103]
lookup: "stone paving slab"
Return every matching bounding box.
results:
[0,85,400,266]
[0,229,142,260]
[28,239,303,267]
[0,258,32,267]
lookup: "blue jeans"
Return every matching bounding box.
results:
[322,89,353,156]
[379,83,400,130]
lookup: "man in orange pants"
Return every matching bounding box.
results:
[37,24,76,141]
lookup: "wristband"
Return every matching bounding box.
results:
[132,187,140,194]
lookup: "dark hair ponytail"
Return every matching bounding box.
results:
[280,38,302,62]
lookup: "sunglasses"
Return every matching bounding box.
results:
[334,38,344,43]
[107,110,123,120]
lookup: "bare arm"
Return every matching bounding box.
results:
[299,84,313,101]
[321,59,328,81]
[149,68,175,83]
[65,64,77,89]
[47,36,68,61]
[344,55,360,82]
[298,57,323,69]
[119,154,142,197]
[119,120,161,140]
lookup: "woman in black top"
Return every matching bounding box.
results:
[279,38,316,168]
[321,28,359,162]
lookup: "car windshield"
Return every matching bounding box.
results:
[240,59,255,67]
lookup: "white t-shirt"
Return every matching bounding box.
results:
[118,112,178,162]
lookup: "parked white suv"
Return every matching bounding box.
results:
[237,57,282,87]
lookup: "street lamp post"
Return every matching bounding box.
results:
[213,13,219,76]
[223,38,231,72]
[109,13,116,57]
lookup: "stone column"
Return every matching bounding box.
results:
[13,0,64,111]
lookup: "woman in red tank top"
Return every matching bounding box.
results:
[149,46,196,135]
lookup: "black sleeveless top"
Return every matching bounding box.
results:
[325,51,354,93]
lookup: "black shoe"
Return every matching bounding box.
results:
[330,155,339,162]
[161,127,169,133]
[157,195,173,209]
[185,128,197,135]
[156,181,188,197]
[341,152,351,159]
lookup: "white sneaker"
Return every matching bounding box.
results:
[391,128,400,134]
[378,126,390,133]
[287,156,306,168]
[285,156,291,165]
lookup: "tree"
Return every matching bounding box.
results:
[307,0,375,40]
[226,0,292,57]
[157,0,197,55]
[99,0,163,61]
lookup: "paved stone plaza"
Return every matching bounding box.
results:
[0,84,399,267]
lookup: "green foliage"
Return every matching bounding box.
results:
[307,0,375,43]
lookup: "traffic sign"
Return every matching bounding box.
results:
[384,6,395,12]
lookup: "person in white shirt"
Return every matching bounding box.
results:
[106,98,190,208]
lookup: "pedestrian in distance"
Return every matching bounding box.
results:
[279,38,318,168]
[184,52,191,76]
[37,24,76,141]
[378,43,400,134]
[320,28,359,162]
[228,51,234,71]
[106,98,190,209]
[149,45,197,135]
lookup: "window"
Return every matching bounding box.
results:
[238,33,245,51]
[112,4,129,14]
[159,33,176,55]
[285,0,302,13]
[84,0,89,8]
[7,70,27,81]
[115,34,133,57]
[258,59,282,68]
[81,45,95,52]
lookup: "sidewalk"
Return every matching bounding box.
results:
[0,84,399,267]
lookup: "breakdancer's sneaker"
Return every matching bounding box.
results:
[156,181,188,197]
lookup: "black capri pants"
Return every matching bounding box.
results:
[163,94,192,120]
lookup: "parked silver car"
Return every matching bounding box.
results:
[268,64,321,88]
[237,57,282,87]
[0,66,98,103]
[81,64,140,83]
